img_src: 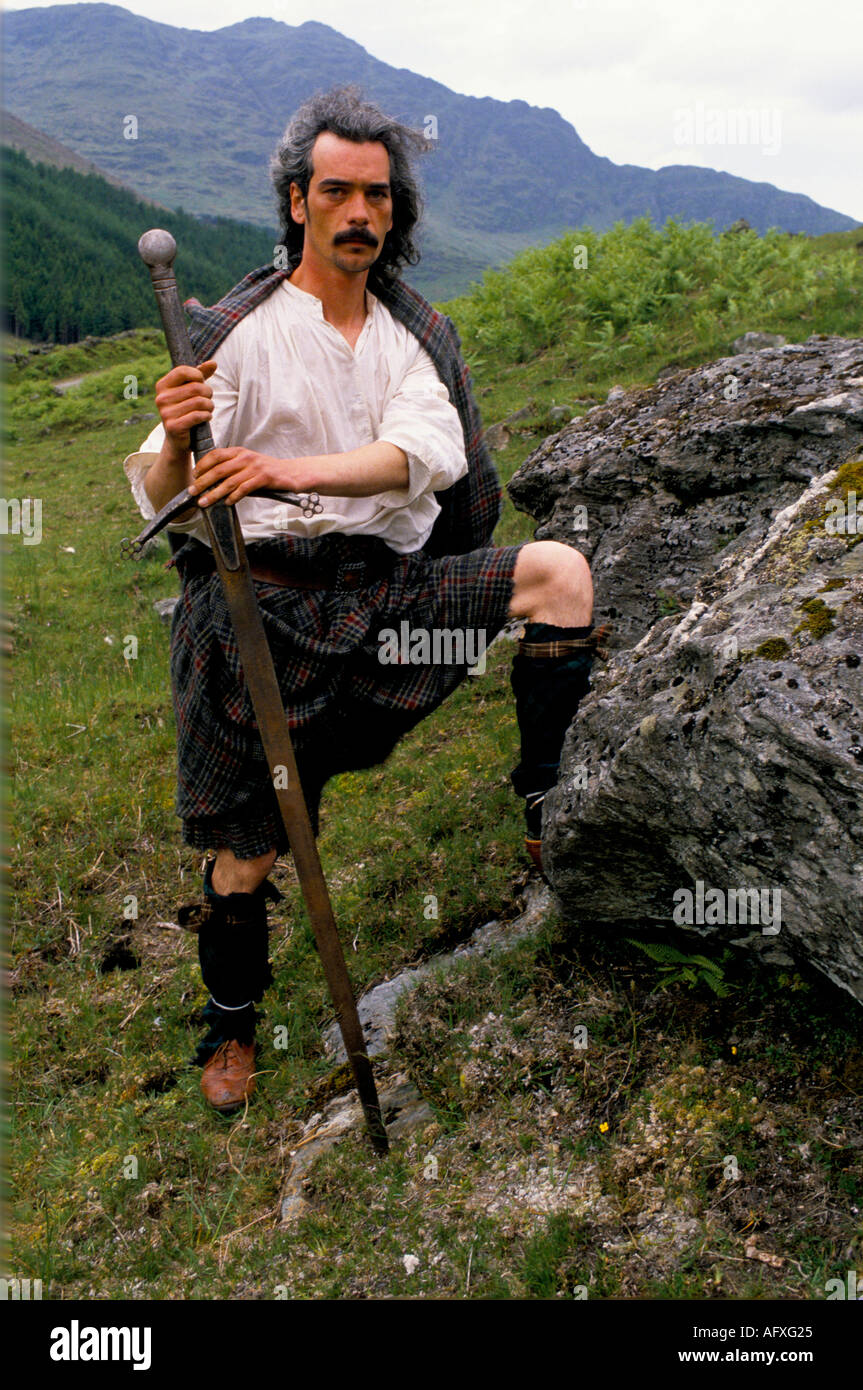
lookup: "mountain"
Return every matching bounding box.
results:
[3,5,858,300]
[0,108,142,193]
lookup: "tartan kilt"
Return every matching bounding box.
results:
[170,532,524,859]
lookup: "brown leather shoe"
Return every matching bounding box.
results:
[200,1039,257,1113]
[525,836,551,885]
[525,836,544,873]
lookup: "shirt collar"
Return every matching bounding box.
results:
[281,278,378,322]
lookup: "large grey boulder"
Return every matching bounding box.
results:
[509,336,863,1003]
[510,335,863,649]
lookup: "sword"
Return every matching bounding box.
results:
[133,228,389,1155]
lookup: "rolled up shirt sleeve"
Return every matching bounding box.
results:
[122,350,242,540]
[123,429,208,540]
[374,343,468,508]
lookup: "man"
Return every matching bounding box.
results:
[124,85,598,1113]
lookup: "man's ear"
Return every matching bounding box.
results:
[289,181,307,225]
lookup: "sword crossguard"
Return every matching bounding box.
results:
[121,488,325,556]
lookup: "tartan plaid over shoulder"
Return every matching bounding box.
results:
[184,262,502,557]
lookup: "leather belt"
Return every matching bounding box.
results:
[247,559,334,590]
[173,537,394,592]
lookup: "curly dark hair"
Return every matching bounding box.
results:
[270,84,431,280]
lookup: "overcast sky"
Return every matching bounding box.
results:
[8,0,863,221]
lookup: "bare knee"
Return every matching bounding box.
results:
[212,846,277,895]
[508,541,593,627]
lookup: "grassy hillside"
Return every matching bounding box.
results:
[444,218,863,548]
[5,219,862,1301]
[448,218,863,375]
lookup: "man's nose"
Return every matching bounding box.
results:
[345,193,370,221]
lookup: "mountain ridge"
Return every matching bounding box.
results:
[3,4,858,299]
[1,107,163,200]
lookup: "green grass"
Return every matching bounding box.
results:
[4,219,863,1299]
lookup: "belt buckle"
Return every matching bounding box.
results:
[339,565,363,591]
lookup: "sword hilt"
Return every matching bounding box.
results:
[138,229,216,460]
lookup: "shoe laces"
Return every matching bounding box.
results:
[210,1038,245,1068]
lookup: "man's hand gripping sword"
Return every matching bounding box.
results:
[127,228,389,1155]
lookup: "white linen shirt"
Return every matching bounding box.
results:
[123,278,469,556]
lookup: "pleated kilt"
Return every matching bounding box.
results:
[169,532,524,858]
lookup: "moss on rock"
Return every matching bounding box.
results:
[794,597,836,639]
[828,456,863,496]
[754,637,791,661]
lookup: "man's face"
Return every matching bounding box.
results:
[290,132,394,276]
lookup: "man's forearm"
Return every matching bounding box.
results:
[287,441,409,497]
[143,438,197,517]
[143,438,410,516]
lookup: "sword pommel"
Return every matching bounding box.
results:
[138,229,178,270]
